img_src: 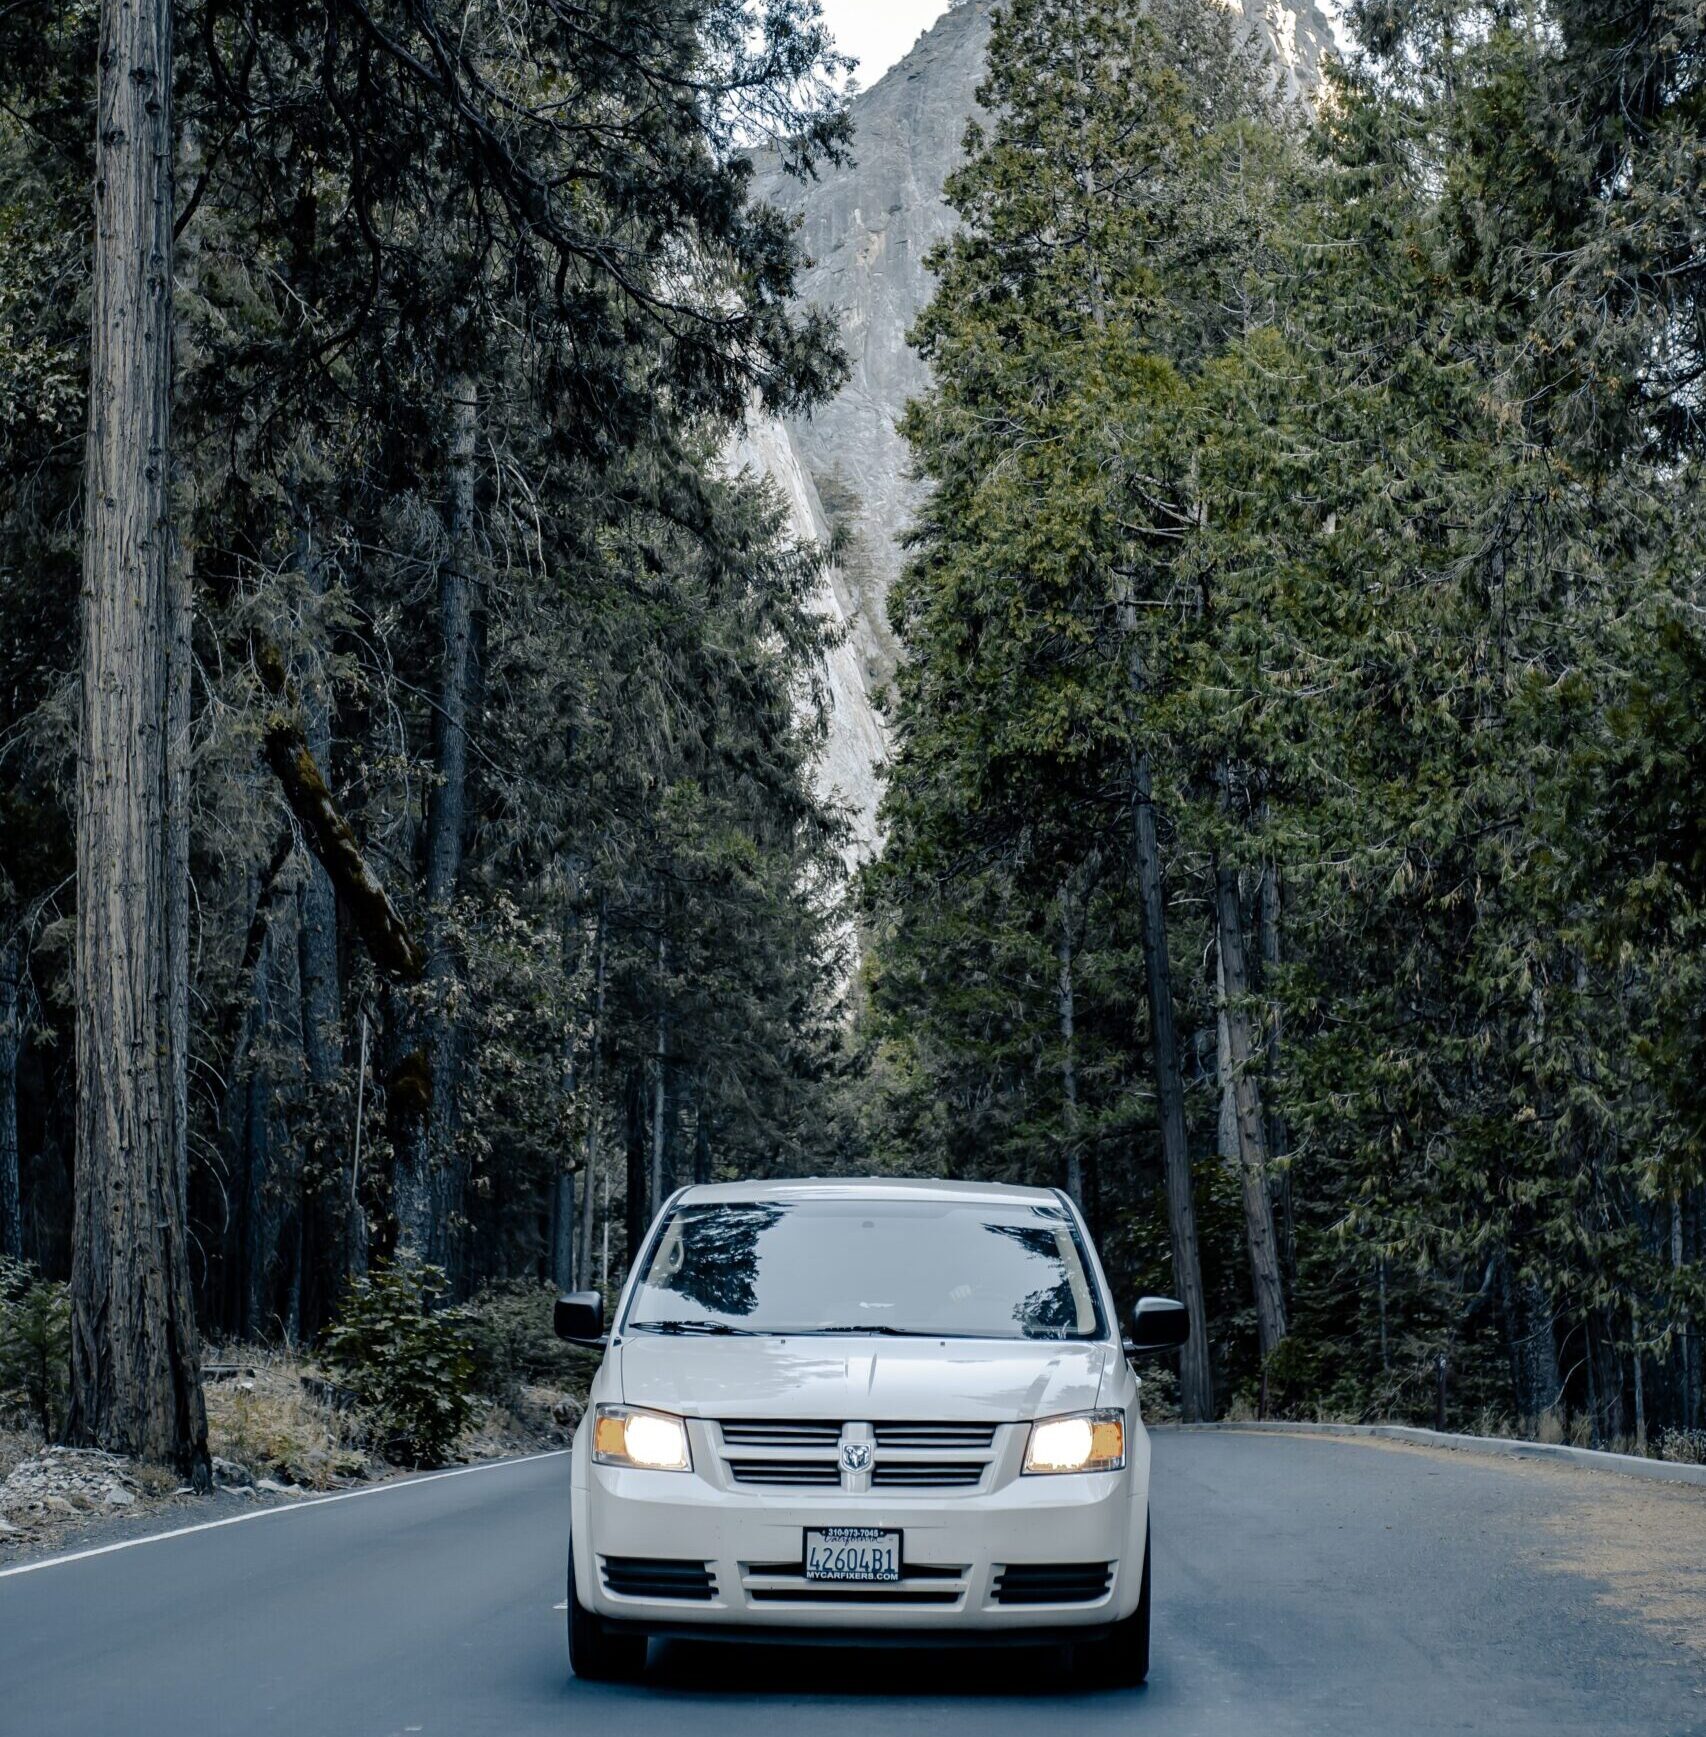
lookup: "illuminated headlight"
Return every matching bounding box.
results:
[1023,1408,1126,1474]
[591,1404,692,1472]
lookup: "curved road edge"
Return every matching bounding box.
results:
[0,1448,573,1580]
[1162,1419,1706,1487]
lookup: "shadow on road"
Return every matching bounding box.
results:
[614,1639,1129,1701]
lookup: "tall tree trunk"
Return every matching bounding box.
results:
[550,896,581,1293]
[238,926,282,1340]
[693,1083,712,1187]
[397,375,479,1272]
[1631,1299,1647,1455]
[1255,863,1295,1285]
[624,1064,649,1272]
[649,929,672,1212]
[0,935,22,1261]
[1057,881,1082,1207]
[1130,753,1213,1420]
[550,1163,577,1294]
[1589,1309,1625,1446]
[70,0,208,1479]
[294,502,346,1332]
[1214,863,1288,1360]
[1505,1265,1561,1430]
[576,905,607,1289]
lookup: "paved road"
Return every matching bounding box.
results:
[3,1431,1702,1737]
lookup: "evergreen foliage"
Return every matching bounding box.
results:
[863,0,1706,1437]
[0,0,857,1362]
[4,0,1705,1450]
[322,1264,477,1467]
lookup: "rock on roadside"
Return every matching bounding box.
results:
[0,1445,143,1527]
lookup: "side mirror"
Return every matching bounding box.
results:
[1125,1295,1189,1353]
[553,1290,605,1344]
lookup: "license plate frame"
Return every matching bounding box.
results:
[803,1526,902,1583]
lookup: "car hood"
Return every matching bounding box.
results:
[614,1334,1115,1421]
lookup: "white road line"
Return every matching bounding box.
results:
[0,1449,571,1581]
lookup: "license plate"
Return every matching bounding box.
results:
[804,1526,902,1582]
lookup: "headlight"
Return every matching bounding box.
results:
[1023,1408,1125,1474]
[591,1404,692,1472]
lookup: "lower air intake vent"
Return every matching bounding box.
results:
[991,1562,1113,1605]
[601,1557,717,1601]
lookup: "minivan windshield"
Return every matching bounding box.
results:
[623,1197,1106,1341]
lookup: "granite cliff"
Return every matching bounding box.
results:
[745,0,1333,854]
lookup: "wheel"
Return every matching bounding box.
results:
[567,1545,648,1682]
[1075,1517,1151,1688]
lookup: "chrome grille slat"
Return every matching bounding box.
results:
[873,1422,999,1450]
[718,1420,844,1448]
[871,1463,986,1487]
[727,1459,841,1486]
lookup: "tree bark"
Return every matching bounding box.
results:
[0,935,22,1261]
[70,0,208,1480]
[1674,1190,1695,1430]
[1057,880,1082,1208]
[1631,1299,1647,1454]
[549,892,582,1293]
[576,904,608,1289]
[1214,862,1288,1360]
[1130,753,1213,1420]
[693,1083,712,1187]
[396,375,479,1271]
[1505,1265,1561,1430]
[1255,863,1295,1285]
[550,1162,577,1294]
[293,507,347,1331]
[649,928,672,1213]
[624,1064,649,1271]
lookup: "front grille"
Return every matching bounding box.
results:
[991,1562,1113,1605]
[601,1556,717,1601]
[727,1459,841,1487]
[718,1420,843,1449]
[871,1462,987,1488]
[716,1418,1002,1491]
[874,1422,998,1450]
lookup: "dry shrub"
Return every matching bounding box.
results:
[202,1349,370,1489]
[0,1425,40,1483]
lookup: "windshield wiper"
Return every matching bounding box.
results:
[797,1324,930,1337]
[630,1319,760,1336]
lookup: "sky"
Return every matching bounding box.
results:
[816,0,1355,89]
[820,0,953,88]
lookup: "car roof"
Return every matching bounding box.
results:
[670,1177,1067,1209]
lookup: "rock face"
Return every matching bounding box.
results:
[726,416,888,858]
[749,0,1333,853]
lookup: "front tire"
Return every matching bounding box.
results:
[567,1546,648,1682]
[1075,1518,1151,1688]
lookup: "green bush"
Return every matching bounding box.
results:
[461,1280,599,1403]
[0,1256,71,1439]
[322,1264,478,1467]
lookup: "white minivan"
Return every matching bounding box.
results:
[556,1177,1189,1685]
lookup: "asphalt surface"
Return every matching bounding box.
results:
[2,1431,1702,1737]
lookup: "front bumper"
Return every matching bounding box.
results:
[571,1419,1149,1636]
